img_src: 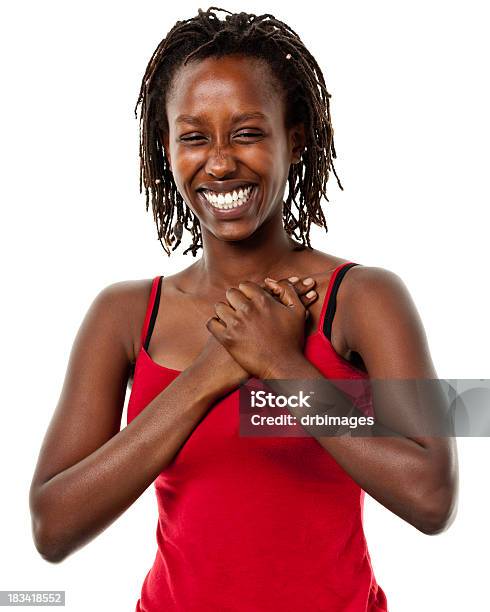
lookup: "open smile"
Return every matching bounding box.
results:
[197,184,259,219]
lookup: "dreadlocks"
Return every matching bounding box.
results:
[135,6,342,257]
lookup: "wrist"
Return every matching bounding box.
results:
[184,358,249,402]
[182,361,226,404]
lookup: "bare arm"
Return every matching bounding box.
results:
[28,281,245,564]
[29,277,318,563]
[267,267,459,535]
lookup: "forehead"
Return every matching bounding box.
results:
[166,55,284,124]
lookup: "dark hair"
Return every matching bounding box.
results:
[135,6,342,256]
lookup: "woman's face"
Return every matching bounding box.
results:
[163,55,305,243]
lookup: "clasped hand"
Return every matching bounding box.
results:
[206,277,316,379]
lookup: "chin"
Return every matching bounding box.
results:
[209,224,260,243]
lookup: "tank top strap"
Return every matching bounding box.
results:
[140,275,164,351]
[319,262,360,341]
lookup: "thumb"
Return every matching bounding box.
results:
[264,278,303,310]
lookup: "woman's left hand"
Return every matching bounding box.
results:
[206,279,308,379]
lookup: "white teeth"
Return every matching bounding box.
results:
[201,185,255,210]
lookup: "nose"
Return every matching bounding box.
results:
[204,145,237,178]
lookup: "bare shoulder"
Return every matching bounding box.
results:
[92,278,155,363]
[339,265,438,378]
[340,264,405,296]
[339,264,415,318]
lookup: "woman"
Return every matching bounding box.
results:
[29,7,458,611]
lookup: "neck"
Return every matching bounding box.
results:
[195,212,303,291]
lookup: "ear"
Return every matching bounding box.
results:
[289,123,306,165]
[161,130,172,172]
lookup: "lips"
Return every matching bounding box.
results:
[196,180,257,193]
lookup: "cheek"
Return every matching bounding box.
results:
[171,149,205,198]
[250,141,291,187]
[172,146,204,174]
[242,141,288,175]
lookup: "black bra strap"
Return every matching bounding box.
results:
[322,263,360,341]
[143,276,163,351]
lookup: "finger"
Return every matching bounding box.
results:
[267,276,316,298]
[225,286,252,311]
[288,276,316,296]
[263,279,303,310]
[263,277,316,310]
[264,278,290,299]
[235,280,272,303]
[299,288,318,308]
[213,301,236,326]
[206,315,226,339]
[260,282,283,302]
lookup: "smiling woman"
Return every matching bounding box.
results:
[135,9,340,257]
[29,6,457,612]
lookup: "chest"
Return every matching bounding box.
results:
[145,284,339,373]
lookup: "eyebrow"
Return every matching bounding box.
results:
[175,111,268,126]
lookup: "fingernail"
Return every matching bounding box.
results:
[306,290,316,298]
[302,277,314,285]
[264,277,277,283]
[288,276,299,283]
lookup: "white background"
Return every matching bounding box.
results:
[1,1,489,610]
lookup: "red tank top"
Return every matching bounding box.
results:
[127,262,389,611]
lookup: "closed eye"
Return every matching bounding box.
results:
[236,132,262,137]
[180,135,205,142]
[178,132,264,144]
